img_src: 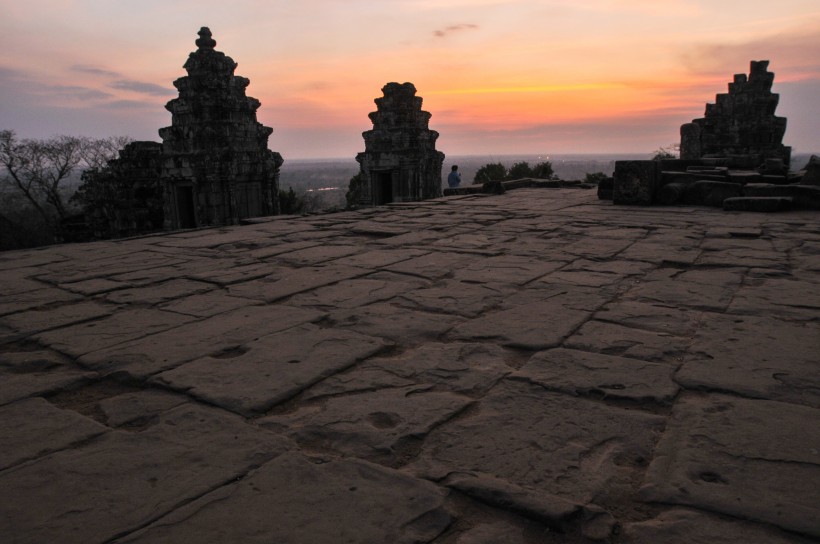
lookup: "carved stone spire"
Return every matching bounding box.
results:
[195,27,216,51]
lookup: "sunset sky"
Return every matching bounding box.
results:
[1,0,818,158]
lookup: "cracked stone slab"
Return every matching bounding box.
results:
[396,280,515,317]
[384,251,479,280]
[593,300,702,336]
[287,273,430,310]
[79,304,324,379]
[0,350,97,406]
[260,385,473,458]
[271,244,362,266]
[565,320,690,363]
[512,348,678,404]
[304,342,513,400]
[158,291,262,317]
[104,279,214,305]
[0,300,114,334]
[0,397,108,470]
[413,380,665,505]
[454,254,564,285]
[57,277,126,295]
[621,508,816,544]
[153,324,389,416]
[98,390,188,427]
[617,242,701,265]
[0,287,82,317]
[0,403,293,544]
[331,302,462,344]
[676,314,820,407]
[118,451,450,544]
[227,265,368,302]
[625,268,745,312]
[330,248,429,268]
[34,308,196,358]
[450,292,595,350]
[640,394,820,538]
[728,278,820,320]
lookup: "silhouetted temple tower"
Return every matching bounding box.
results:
[159,27,283,229]
[680,60,790,168]
[352,82,444,206]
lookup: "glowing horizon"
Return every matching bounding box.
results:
[1,0,818,159]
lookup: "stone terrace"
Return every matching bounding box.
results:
[1,188,819,543]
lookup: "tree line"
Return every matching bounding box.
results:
[0,130,131,250]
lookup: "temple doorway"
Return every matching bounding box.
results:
[176,186,196,228]
[375,171,393,205]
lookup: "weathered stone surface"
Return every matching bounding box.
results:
[454,254,563,285]
[331,302,461,344]
[154,324,388,416]
[119,451,449,544]
[0,350,97,406]
[613,161,660,205]
[384,250,478,279]
[98,390,188,427]
[79,304,324,378]
[104,278,213,305]
[624,267,744,311]
[0,300,114,333]
[288,272,430,310]
[397,280,514,317]
[0,404,293,544]
[35,308,195,357]
[565,320,689,363]
[622,508,815,544]
[655,181,688,205]
[304,342,512,400]
[683,180,742,206]
[414,380,665,505]
[594,300,702,336]
[158,291,261,317]
[676,314,820,407]
[728,277,820,319]
[640,394,820,538]
[0,397,107,470]
[456,522,528,544]
[450,293,594,350]
[442,472,581,526]
[227,265,368,302]
[261,386,472,458]
[0,287,82,317]
[723,196,792,212]
[512,348,678,404]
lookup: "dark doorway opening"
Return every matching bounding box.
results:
[176,186,196,228]
[376,172,393,205]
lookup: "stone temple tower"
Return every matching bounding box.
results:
[680,60,790,168]
[352,82,444,206]
[159,27,283,229]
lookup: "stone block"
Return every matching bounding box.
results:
[596,177,613,200]
[655,182,687,205]
[679,123,701,160]
[800,154,820,185]
[683,180,742,206]
[723,196,792,212]
[727,171,762,184]
[613,161,660,205]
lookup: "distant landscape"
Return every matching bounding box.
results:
[280,153,817,212]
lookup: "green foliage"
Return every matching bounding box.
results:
[279,186,304,214]
[651,144,680,161]
[531,161,554,179]
[508,161,533,180]
[584,172,608,184]
[345,172,364,208]
[474,162,507,183]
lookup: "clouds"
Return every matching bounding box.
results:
[433,23,479,38]
[110,80,175,96]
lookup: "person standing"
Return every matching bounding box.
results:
[447,165,461,188]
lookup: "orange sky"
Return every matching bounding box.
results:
[1,0,818,158]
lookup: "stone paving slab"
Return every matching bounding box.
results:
[1,188,819,543]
